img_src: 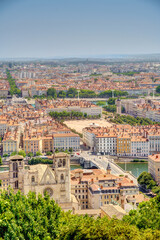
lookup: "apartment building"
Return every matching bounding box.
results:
[0,121,7,137]
[148,154,160,185]
[0,171,9,191]
[117,136,131,157]
[83,125,160,157]
[23,137,42,154]
[148,134,160,154]
[71,166,139,210]
[42,135,53,153]
[53,133,80,151]
[95,134,117,155]
[83,128,96,150]
[131,136,149,157]
[3,129,20,155]
[121,98,160,122]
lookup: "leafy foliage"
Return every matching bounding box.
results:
[47,88,57,99]
[113,71,140,76]
[6,69,21,96]
[1,191,160,239]
[28,157,53,165]
[98,90,128,98]
[156,85,160,94]
[36,151,42,156]
[107,97,116,105]
[104,105,116,113]
[18,150,26,157]
[138,171,160,194]
[110,115,158,125]
[49,110,100,120]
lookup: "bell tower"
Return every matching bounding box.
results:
[53,152,71,202]
[9,155,24,191]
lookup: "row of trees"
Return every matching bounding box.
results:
[0,190,160,239]
[110,114,158,125]
[45,87,128,99]
[28,157,53,165]
[45,86,160,99]
[113,71,140,76]
[49,110,100,120]
[6,69,21,96]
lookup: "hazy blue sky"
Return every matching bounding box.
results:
[0,0,160,58]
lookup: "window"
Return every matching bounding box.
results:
[63,159,66,167]
[13,162,18,171]
[15,180,18,189]
[31,176,35,183]
[60,174,64,182]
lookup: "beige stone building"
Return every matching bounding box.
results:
[0,153,78,211]
[71,164,139,210]
[148,154,160,185]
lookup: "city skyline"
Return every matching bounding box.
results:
[0,0,160,58]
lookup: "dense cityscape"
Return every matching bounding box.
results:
[1,0,160,239]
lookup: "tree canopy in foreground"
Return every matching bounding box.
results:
[0,191,160,239]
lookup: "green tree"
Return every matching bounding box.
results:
[138,172,154,188]
[0,156,2,165]
[107,97,116,105]
[36,151,42,156]
[3,153,8,158]
[156,85,160,93]
[46,151,52,156]
[11,151,18,156]
[27,152,34,157]
[47,88,57,99]
[18,150,26,157]
[58,90,66,98]
[104,105,116,113]
[66,88,78,98]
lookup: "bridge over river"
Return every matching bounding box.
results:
[77,152,137,185]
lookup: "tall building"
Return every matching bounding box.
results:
[148,154,160,185]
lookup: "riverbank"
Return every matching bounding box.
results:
[113,156,148,163]
[117,162,148,177]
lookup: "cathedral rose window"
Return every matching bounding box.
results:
[43,188,53,197]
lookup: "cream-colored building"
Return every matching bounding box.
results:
[0,153,78,211]
[23,137,42,154]
[3,129,20,155]
[148,154,160,185]
[71,165,139,210]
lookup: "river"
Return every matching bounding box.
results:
[117,162,148,177]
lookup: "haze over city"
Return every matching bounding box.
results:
[0,0,160,58]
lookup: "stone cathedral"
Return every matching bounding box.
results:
[3,153,78,210]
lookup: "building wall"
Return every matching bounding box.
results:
[148,157,160,184]
[117,137,131,156]
[53,136,80,151]
[131,140,149,157]
[95,137,117,155]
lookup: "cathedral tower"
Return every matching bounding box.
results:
[9,155,24,191]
